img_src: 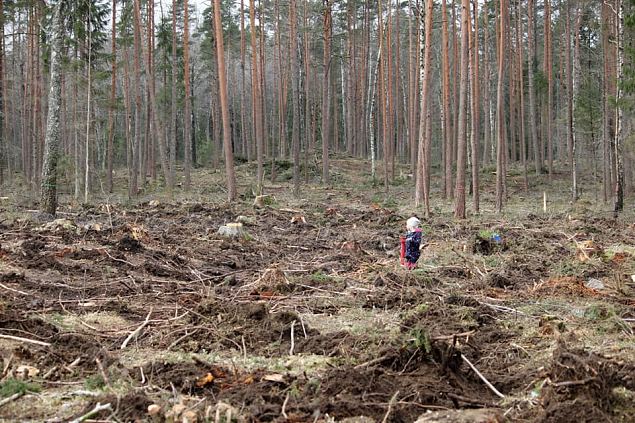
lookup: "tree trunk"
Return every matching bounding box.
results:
[184,0,191,190]
[415,0,433,214]
[170,0,177,190]
[106,0,116,193]
[528,0,540,174]
[614,0,624,213]
[290,0,300,195]
[214,0,237,201]
[442,0,453,198]
[517,0,528,191]
[322,0,332,185]
[545,0,553,180]
[454,0,470,219]
[84,13,92,203]
[250,0,264,191]
[495,0,507,213]
[470,0,480,213]
[40,1,65,215]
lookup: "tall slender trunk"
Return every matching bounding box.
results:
[240,0,249,161]
[184,0,192,189]
[415,0,433,215]
[528,0,540,174]
[0,0,4,185]
[442,0,453,198]
[213,0,237,201]
[131,0,143,196]
[518,0,528,191]
[495,0,507,213]
[250,0,264,190]
[106,0,116,193]
[470,0,480,213]
[322,0,332,185]
[84,12,92,203]
[454,0,470,219]
[41,1,65,215]
[545,0,553,179]
[290,0,300,195]
[169,0,177,190]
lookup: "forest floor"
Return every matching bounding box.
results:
[0,159,634,422]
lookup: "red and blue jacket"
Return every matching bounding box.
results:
[405,228,422,264]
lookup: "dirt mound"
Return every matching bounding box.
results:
[536,340,635,422]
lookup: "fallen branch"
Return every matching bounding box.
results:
[289,321,296,356]
[552,377,596,388]
[0,283,30,296]
[120,309,153,349]
[281,392,290,419]
[461,354,505,399]
[446,392,497,408]
[354,355,390,369]
[69,402,113,423]
[381,391,400,423]
[432,330,475,341]
[0,334,51,347]
[0,392,23,408]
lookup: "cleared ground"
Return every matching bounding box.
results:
[0,159,634,422]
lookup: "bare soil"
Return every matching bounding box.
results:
[1,161,634,422]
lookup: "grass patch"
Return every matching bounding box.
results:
[0,379,41,398]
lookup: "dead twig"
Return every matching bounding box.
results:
[432,330,475,341]
[0,334,51,347]
[281,392,290,419]
[0,392,23,408]
[0,283,30,296]
[552,377,597,388]
[168,329,200,351]
[446,392,497,408]
[354,355,390,369]
[381,391,400,423]
[120,309,153,349]
[289,321,296,356]
[69,402,113,423]
[461,354,505,398]
[95,357,111,389]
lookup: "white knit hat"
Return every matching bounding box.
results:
[406,217,420,231]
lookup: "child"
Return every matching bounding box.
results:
[403,217,422,270]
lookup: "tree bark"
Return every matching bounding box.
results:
[495,0,507,213]
[250,0,264,191]
[528,0,540,174]
[322,0,332,185]
[214,0,237,201]
[40,1,66,215]
[290,0,300,196]
[442,0,453,198]
[184,0,192,189]
[106,0,116,193]
[415,0,433,214]
[454,0,470,219]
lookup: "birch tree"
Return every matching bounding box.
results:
[41,0,66,215]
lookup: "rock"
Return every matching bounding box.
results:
[290,214,307,225]
[253,195,274,208]
[415,408,504,423]
[218,222,245,238]
[147,404,161,416]
[36,218,76,232]
[15,365,40,379]
[340,417,375,423]
[182,410,198,423]
[236,215,255,225]
[585,278,605,290]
